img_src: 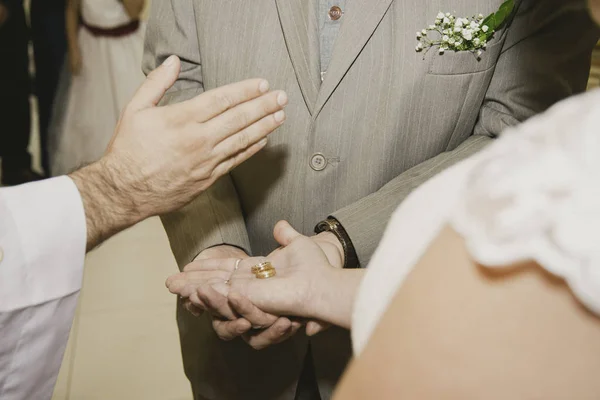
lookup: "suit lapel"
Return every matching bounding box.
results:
[275,0,321,114]
[314,0,395,117]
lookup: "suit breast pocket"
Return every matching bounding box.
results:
[427,36,504,75]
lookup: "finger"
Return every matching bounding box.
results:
[210,107,284,164]
[183,258,239,273]
[243,318,299,350]
[306,320,332,337]
[197,285,237,320]
[186,78,271,123]
[228,292,279,328]
[273,220,303,247]
[209,135,268,179]
[213,318,252,341]
[207,90,287,144]
[166,271,230,296]
[186,291,208,310]
[127,55,181,112]
[182,299,204,317]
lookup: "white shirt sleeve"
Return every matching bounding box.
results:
[0,176,86,400]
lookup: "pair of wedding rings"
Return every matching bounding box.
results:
[251,261,276,279]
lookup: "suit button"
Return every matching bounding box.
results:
[328,6,343,21]
[310,153,327,171]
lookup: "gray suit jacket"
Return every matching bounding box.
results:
[143,1,598,399]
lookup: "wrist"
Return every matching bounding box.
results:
[308,268,365,329]
[315,231,345,268]
[69,158,145,250]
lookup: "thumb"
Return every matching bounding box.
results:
[273,220,302,247]
[127,55,181,112]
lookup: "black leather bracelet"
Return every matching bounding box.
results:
[314,217,360,269]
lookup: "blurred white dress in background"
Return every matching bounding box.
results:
[50,0,145,176]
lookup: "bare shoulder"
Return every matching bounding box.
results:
[335,226,600,399]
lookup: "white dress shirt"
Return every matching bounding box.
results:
[0,176,86,400]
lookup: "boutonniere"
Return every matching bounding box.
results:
[416,0,514,58]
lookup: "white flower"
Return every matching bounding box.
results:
[422,29,427,35]
[449,37,456,44]
[437,12,445,19]
[474,38,480,45]
[483,42,487,48]
[456,39,463,46]
[435,19,441,25]
[416,31,422,39]
[454,26,461,33]
[439,47,445,54]
[443,17,450,24]
[455,18,464,27]
[470,21,479,29]
[429,24,436,29]
[482,25,489,32]
[462,29,473,41]
[477,50,483,57]
[446,12,451,17]
[478,13,484,19]
[442,35,449,42]
[415,43,424,51]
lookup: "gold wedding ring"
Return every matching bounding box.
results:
[250,261,276,279]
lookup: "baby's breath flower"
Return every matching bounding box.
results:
[415,4,510,57]
[462,29,473,41]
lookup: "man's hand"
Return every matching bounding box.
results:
[70,56,287,250]
[0,3,9,28]
[170,245,302,350]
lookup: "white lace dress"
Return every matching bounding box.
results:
[352,89,600,355]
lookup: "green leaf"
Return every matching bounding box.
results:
[481,0,514,32]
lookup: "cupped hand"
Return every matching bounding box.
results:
[167,245,297,349]
[227,221,337,319]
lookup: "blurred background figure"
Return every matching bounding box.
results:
[50,0,145,176]
[0,0,43,185]
[30,0,66,176]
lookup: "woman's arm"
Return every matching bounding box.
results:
[335,226,600,399]
[65,0,81,74]
[121,0,145,20]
